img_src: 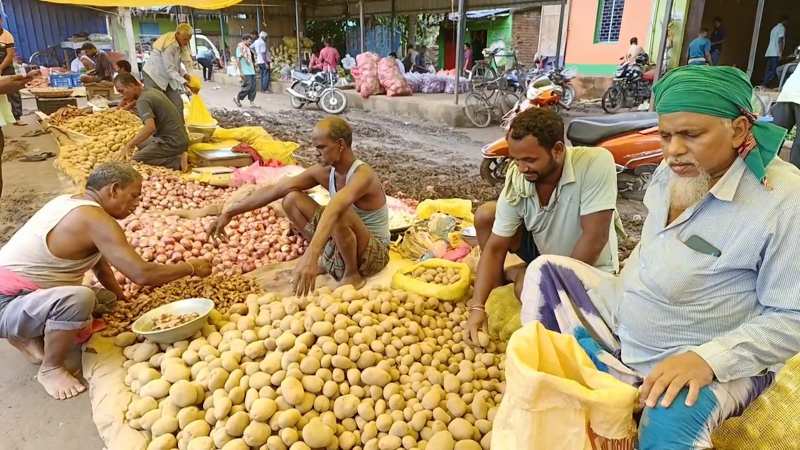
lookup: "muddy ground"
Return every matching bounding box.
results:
[212,107,645,258]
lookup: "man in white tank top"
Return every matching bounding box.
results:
[208,117,391,295]
[0,162,212,400]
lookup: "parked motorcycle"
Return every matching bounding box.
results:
[287,70,347,114]
[480,111,662,200]
[523,66,577,108]
[602,53,654,114]
[480,76,567,184]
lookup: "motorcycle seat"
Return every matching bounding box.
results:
[567,112,658,145]
[292,71,312,81]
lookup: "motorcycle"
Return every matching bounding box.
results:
[602,53,654,114]
[287,70,347,114]
[480,76,567,184]
[480,111,662,200]
[525,65,577,108]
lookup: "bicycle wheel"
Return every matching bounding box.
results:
[464,92,492,128]
[498,90,521,116]
[469,62,497,86]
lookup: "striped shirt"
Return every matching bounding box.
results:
[617,157,800,381]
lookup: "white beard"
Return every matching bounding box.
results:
[668,169,711,212]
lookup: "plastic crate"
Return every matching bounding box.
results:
[49,73,81,88]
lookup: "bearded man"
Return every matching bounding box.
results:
[513,65,797,449]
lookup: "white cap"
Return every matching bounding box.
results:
[259,31,268,38]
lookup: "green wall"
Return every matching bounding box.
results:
[437,15,513,69]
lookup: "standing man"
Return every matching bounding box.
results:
[466,107,618,339]
[771,67,800,167]
[464,43,474,72]
[403,45,418,73]
[233,34,257,108]
[709,17,726,66]
[252,31,271,93]
[142,23,194,125]
[114,74,189,171]
[0,14,20,124]
[413,45,428,73]
[78,43,114,84]
[319,40,341,72]
[687,29,712,66]
[0,162,211,400]
[763,17,789,87]
[196,46,215,82]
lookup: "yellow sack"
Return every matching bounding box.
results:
[186,95,216,127]
[712,353,800,449]
[391,259,470,301]
[183,171,232,187]
[189,140,241,154]
[187,75,202,92]
[416,198,474,223]
[212,126,299,165]
[492,322,638,450]
[486,284,522,342]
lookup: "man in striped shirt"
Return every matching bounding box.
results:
[515,65,798,449]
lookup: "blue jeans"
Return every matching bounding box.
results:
[763,56,780,86]
[237,75,257,102]
[257,63,271,91]
[710,48,721,66]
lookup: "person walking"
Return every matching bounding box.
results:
[141,23,194,125]
[763,17,789,87]
[464,43,474,72]
[233,35,257,108]
[687,29,712,66]
[252,31,271,93]
[710,17,726,66]
[196,46,215,82]
[771,67,800,167]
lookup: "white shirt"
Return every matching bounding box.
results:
[778,68,800,104]
[252,38,267,65]
[70,57,83,73]
[766,23,786,57]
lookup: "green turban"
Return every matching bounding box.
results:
[653,65,787,185]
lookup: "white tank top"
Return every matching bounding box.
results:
[0,195,103,288]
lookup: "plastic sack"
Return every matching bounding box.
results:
[184,171,232,187]
[212,126,299,165]
[492,321,639,450]
[186,75,202,92]
[230,162,305,187]
[391,259,470,301]
[486,284,522,342]
[377,57,412,97]
[416,198,474,222]
[427,213,457,239]
[354,52,382,99]
[186,95,217,127]
[712,353,800,449]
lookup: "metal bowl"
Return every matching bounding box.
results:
[186,123,218,140]
[131,298,214,344]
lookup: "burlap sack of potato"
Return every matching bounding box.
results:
[486,284,523,342]
[712,352,800,449]
[492,321,638,450]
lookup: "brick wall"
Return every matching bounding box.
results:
[512,8,541,66]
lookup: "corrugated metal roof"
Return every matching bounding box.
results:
[0,0,109,62]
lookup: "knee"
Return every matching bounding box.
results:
[638,387,717,450]
[282,190,303,213]
[475,202,497,232]
[59,286,96,321]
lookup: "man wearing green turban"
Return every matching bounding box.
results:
[510,65,800,449]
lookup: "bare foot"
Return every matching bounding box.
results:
[37,366,86,400]
[8,336,44,364]
[340,273,366,290]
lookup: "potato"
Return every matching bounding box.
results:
[280,377,305,405]
[333,394,359,419]
[242,421,270,446]
[141,379,171,399]
[133,342,159,363]
[245,341,266,359]
[455,440,482,450]
[207,368,229,391]
[302,417,334,448]
[151,416,179,437]
[170,380,198,407]
[378,435,402,450]
[448,418,474,441]
[249,398,278,422]
[361,367,391,386]
[177,406,203,429]
[427,430,456,450]
[289,443,311,450]
[225,411,250,437]
[147,433,177,450]
[130,397,158,418]
[187,436,214,450]
[139,409,162,430]
[115,332,137,347]
[221,438,249,450]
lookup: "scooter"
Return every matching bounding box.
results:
[480,111,662,200]
[287,69,348,114]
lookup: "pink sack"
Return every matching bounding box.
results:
[231,163,305,187]
[355,52,382,99]
[378,57,412,97]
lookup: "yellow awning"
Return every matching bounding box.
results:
[41,0,241,9]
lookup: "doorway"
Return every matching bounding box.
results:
[471,30,488,61]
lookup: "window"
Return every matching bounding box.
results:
[595,0,625,43]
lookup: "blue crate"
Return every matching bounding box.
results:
[49,72,82,88]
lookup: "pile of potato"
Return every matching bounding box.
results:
[117,285,502,450]
[49,105,91,126]
[62,108,141,137]
[101,275,261,336]
[411,267,462,286]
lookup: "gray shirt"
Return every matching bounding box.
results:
[143,41,190,91]
[136,88,188,149]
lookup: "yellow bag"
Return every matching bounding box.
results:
[189,140,241,154]
[486,284,522,342]
[416,198,474,222]
[391,259,470,301]
[712,353,800,449]
[187,75,202,92]
[493,322,638,450]
[186,95,216,127]
[212,126,299,165]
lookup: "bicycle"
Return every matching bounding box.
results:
[469,48,523,88]
[463,79,521,128]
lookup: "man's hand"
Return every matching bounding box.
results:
[293,252,318,297]
[208,214,231,243]
[466,307,487,346]
[639,352,714,409]
[186,258,212,277]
